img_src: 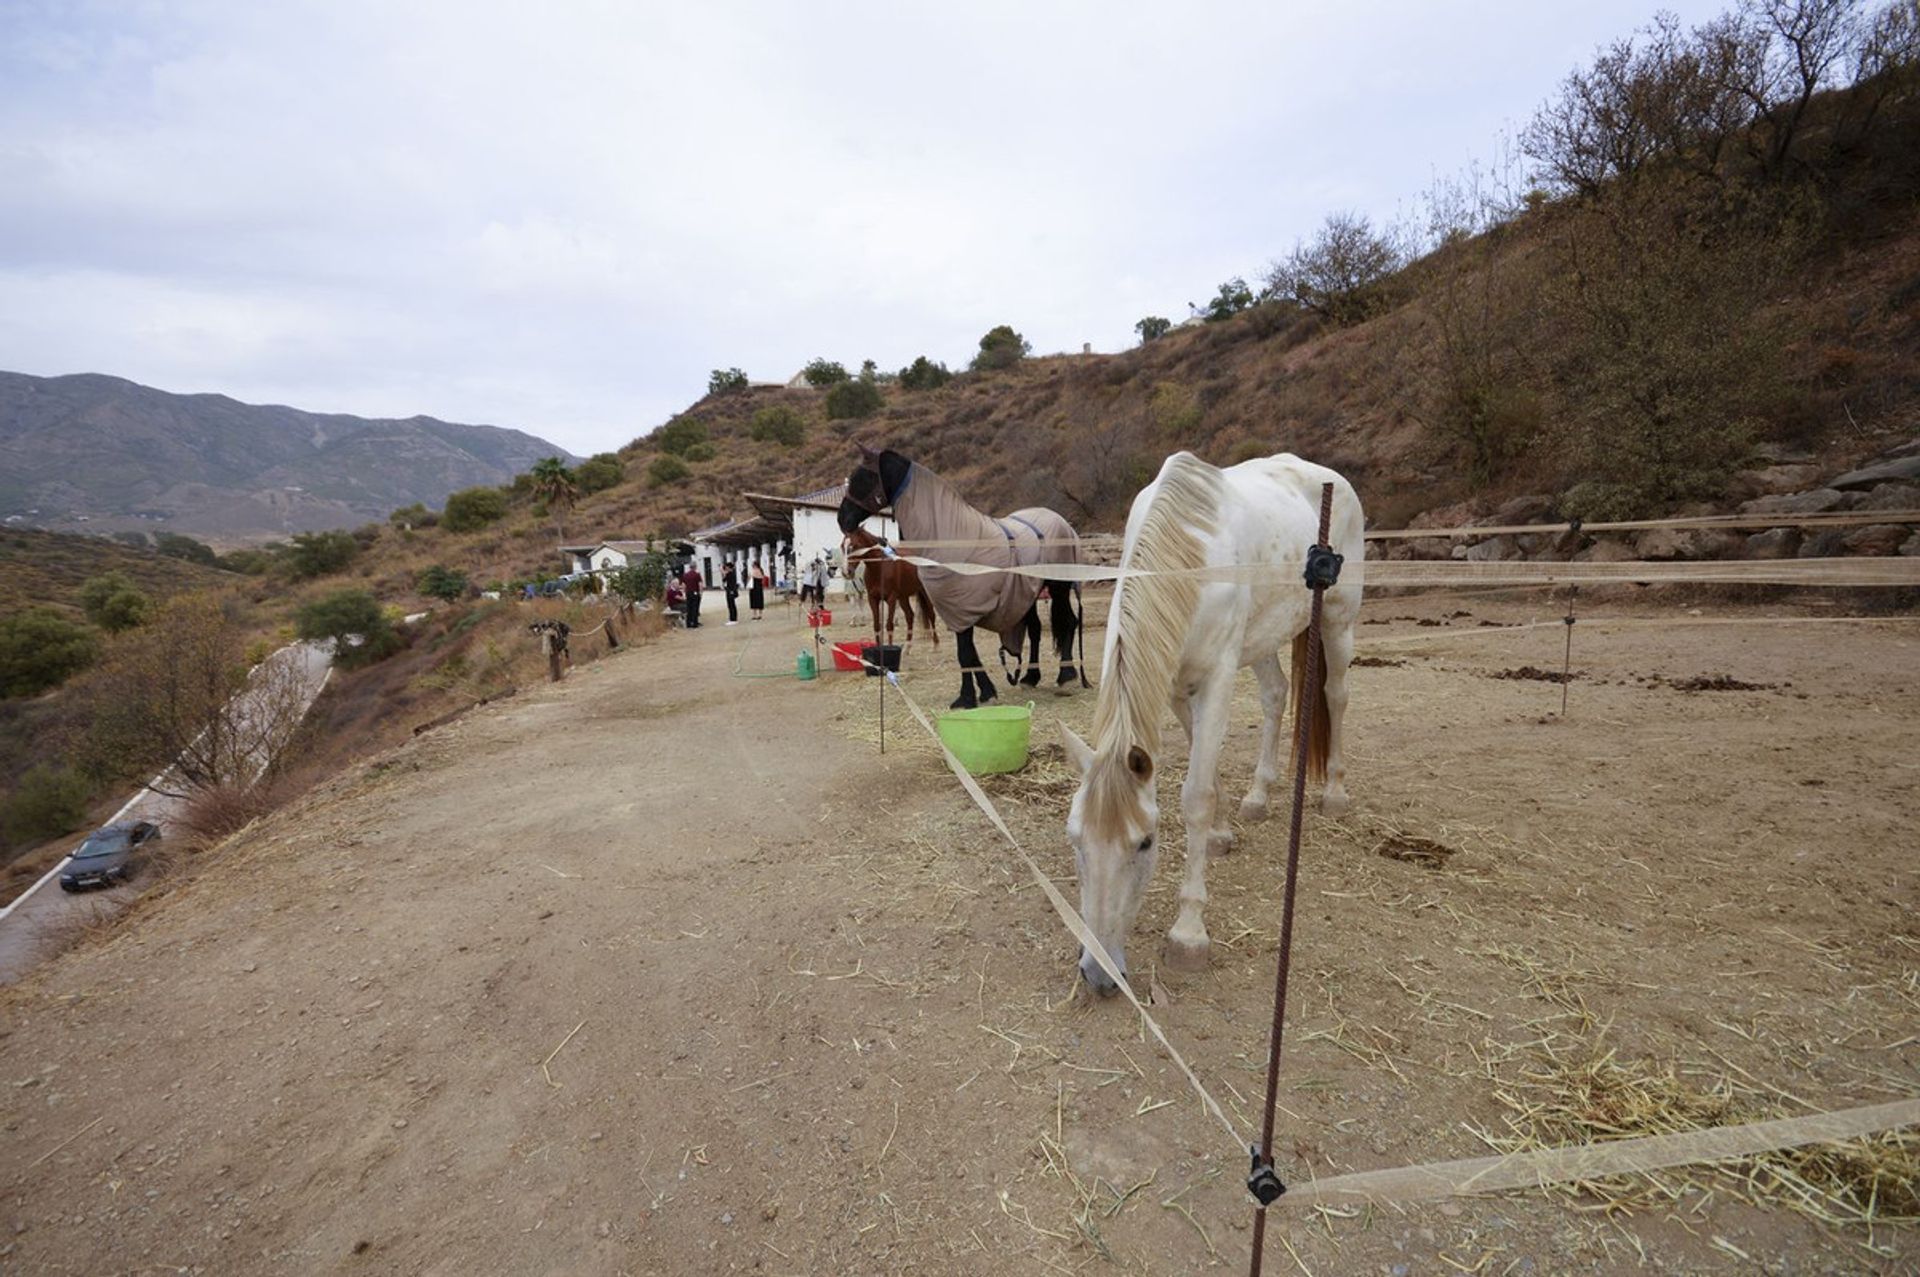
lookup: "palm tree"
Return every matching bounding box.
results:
[530,457,578,541]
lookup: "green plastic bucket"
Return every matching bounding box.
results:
[937,703,1033,775]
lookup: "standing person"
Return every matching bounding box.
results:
[722,562,740,626]
[748,559,767,620]
[809,554,831,610]
[681,562,704,629]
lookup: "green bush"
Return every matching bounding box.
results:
[970,325,1030,371]
[802,358,849,387]
[1201,278,1254,323]
[0,608,98,698]
[417,565,470,602]
[681,441,716,463]
[897,356,953,390]
[573,452,624,493]
[155,533,218,566]
[79,572,151,632]
[442,486,509,532]
[607,558,670,604]
[707,367,750,395]
[825,378,884,420]
[286,529,360,579]
[655,418,709,456]
[389,502,437,529]
[296,589,400,669]
[750,405,807,446]
[218,547,278,575]
[0,762,92,848]
[648,455,690,487]
[1134,316,1171,343]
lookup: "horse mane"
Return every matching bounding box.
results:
[1087,453,1224,817]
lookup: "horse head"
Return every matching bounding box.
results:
[838,444,910,535]
[1058,724,1160,997]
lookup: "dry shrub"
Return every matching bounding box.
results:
[177,779,297,849]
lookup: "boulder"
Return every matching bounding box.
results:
[1858,482,1920,512]
[1797,529,1849,558]
[1744,527,1801,559]
[1902,532,1920,557]
[1731,464,1823,497]
[1830,455,1920,491]
[1751,442,1816,464]
[1842,524,1910,556]
[1462,535,1522,562]
[1634,528,1691,560]
[1408,499,1484,530]
[1409,537,1452,560]
[1492,494,1556,526]
[1576,537,1637,563]
[1738,488,1848,516]
[1515,532,1558,557]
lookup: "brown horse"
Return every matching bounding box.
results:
[844,526,938,650]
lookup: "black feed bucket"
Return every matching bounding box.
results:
[861,644,902,676]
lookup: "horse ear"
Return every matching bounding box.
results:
[1058,723,1094,776]
[1126,745,1154,783]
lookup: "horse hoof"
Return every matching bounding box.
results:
[951,692,977,710]
[1056,667,1077,686]
[1319,791,1351,818]
[1239,796,1270,822]
[1209,828,1235,855]
[976,684,998,705]
[1019,668,1041,688]
[1163,937,1211,973]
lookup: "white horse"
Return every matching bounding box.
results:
[1058,451,1363,994]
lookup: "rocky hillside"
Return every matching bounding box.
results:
[0,372,575,544]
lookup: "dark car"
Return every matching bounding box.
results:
[59,821,160,892]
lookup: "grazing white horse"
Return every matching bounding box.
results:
[1059,451,1363,994]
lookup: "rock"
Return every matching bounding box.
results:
[1462,536,1521,562]
[1831,455,1920,490]
[1843,524,1909,556]
[1576,538,1637,563]
[1382,541,1414,561]
[1633,528,1689,560]
[1751,442,1815,464]
[1409,537,1452,560]
[1858,482,1920,512]
[1739,488,1847,516]
[391,1119,408,1130]
[1745,527,1802,559]
[1732,464,1822,497]
[1514,532,1558,557]
[1902,532,1920,557]
[1408,499,1484,530]
[1492,494,1556,525]
[1798,529,1849,558]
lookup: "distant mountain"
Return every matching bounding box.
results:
[0,372,577,543]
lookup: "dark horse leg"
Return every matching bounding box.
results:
[1011,603,1042,687]
[1050,579,1084,687]
[952,626,998,709]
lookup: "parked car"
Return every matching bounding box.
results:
[59,821,160,892]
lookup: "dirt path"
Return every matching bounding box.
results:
[1,598,1915,1274]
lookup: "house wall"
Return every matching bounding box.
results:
[792,507,898,598]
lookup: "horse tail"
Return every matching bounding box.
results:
[916,586,939,645]
[1289,630,1330,786]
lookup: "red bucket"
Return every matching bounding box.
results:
[808,608,833,628]
[830,641,864,672]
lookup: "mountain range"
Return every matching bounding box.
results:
[0,371,576,543]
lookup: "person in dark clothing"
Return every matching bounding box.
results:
[722,563,740,625]
[748,560,767,619]
[681,563,704,628]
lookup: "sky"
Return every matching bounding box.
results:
[0,0,1733,457]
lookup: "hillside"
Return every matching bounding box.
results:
[0,371,576,544]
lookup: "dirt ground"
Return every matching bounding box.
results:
[1,588,1915,1275]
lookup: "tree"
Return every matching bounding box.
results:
[530,457,578,539]
[655,418,709,456]
[897,356,953,390]
[1200,279,1254,323]
[825,378,884,420]
[708,367,750,395]
[83,594,315,794]
[286,530,360,579]
[296,589,400,669]
[607,555,671,604]
[389,502,437,529]
[1264,213,1407,326]
[0,608,98,698]
[971,325,1031,371]
[750,405,807,446]
[647,455,690,487]
[155,533,218,566]
[0,762,92,849]
[574,452,624,493]
[442,486,509,532]
[1134,316,1172,344]
[417,565,470,602]
[802,358,850,387]
[78,572,151,632]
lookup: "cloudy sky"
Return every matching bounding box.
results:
[1,0,1729,456]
